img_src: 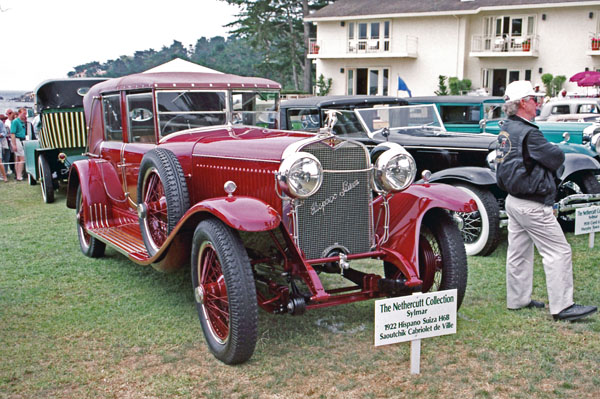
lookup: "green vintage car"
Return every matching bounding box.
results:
[24,78,106,203]
[408,96,600,160]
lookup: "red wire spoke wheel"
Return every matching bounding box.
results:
[75,186,105,258]
[191,218,258,365]
[384,210,468,309]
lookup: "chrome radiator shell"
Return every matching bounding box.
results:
[290,138,374,260]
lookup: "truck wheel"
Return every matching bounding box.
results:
[137,149,189,257]
[384,210,468,309]
[558,171,600,231]
[454,184,500,256]
[191,218,258,365]
[76,186,105,258]
[38,155,54,203]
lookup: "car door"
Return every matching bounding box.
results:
[122,91,157,203]
[99,93,127,205]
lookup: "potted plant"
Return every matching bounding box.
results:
[592,37,600,51]
[312,44,320,54]
[523,38,531,52]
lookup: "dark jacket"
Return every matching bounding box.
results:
[495,115,564,206]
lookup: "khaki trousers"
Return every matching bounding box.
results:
[505,195,573,315]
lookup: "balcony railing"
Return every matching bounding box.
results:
[308,36,418,58]
[471,34,539,54]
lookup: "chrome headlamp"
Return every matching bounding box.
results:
[277,152,323,198]
[373,143,416,192]
[583,124,600,144]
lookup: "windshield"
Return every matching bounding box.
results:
[231,90,278,129]
[355,104,444,135]
[157,90,227,136]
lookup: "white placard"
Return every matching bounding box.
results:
[575,206,600,235]
[374,289,457,346]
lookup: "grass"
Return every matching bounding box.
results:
[1,180,599,399]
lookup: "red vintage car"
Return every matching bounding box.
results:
[67,72,476,364]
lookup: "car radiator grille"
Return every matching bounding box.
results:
[295,139,373,260]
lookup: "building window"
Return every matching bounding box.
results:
[347,70,354,95]
[347,20,391,53]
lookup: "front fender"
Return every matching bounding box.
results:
[560,153,600,181]
[374,183,476,277]
[422,166,497,186]
[66,159,109,209]
[557,142,598,158]
[184,196,281,232]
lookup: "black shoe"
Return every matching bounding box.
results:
[553,304,597,321]
[509,300,545,310]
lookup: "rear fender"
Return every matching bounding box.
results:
[66,159,109,209]
[375,183,476,277]
[182,196,281,232]
[421,166,497,186]
[559,153,600,181]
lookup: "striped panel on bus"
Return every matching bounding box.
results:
[39,110,87,149]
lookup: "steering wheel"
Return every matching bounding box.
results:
[161,114,192,135]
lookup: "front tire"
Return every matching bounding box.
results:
[385,210,468,309]
[76,186,105,258]
[38,155,54,203]
[137,149,189,257]
[191,218,258,365]
[454,184,500,256]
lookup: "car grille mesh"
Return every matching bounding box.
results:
[295,139,373,260]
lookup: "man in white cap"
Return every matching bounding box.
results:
[495,80,596,322]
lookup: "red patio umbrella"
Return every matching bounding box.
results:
[577,74,600,87]
[570,70,600,82]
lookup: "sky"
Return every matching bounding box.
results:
[0,0,239,91]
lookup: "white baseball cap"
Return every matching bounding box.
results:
[503,80,536,102]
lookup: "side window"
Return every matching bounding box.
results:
[286,108,321,132]
[127,93,155,143]
[102,94,123,141]
[551,105,570,115]
[578,104,598,114]
[439,106,481,124]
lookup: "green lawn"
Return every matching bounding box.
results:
[1,180,599,399]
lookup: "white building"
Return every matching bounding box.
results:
[306,0,600,96]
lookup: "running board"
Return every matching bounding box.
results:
[88,223,150,261]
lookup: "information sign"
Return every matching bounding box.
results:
[374,289,457,346]
[575,206,600,235]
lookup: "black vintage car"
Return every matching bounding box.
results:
[281,98,600,257]
[280,95,407,131]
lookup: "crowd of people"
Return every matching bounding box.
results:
[0,108,36,182]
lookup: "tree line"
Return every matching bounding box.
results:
[69,0,334,92]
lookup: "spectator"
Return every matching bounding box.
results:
[4,109,17,176]
[10,108,27,181]
[0,114,8,182]
[495,80,597,322]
